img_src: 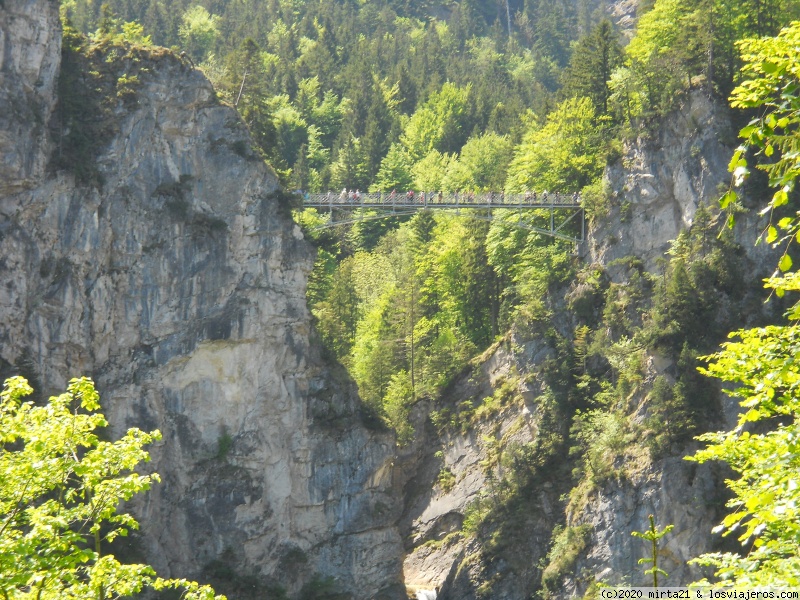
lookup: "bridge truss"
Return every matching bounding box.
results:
[300,191,585,243]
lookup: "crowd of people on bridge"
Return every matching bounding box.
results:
[301,189,581,205]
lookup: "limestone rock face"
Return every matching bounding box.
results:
[0,2,402,597]
[566,458,722,594]
[589,91,774,277]
[394,91,778,600]
[590,93,733,272]
[396,336,566,600]
[0,0,61,193]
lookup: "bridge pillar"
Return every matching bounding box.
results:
[581,208,585,242]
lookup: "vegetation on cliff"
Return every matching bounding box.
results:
[689,21,800,587]
[0,376,224,599]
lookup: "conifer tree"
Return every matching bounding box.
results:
[561,19,623,115]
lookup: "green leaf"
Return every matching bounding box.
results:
[738,127,756,141]
[761,61,779,74]
[766,226,778,243]
[728,148,747,171]
[720,190,737,209]
[779,254,792,272]
[773,189,789,207]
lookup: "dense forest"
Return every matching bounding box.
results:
[39,0,800,593]
[59,0,800,441]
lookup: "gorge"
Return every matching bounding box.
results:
[0,0,790,598]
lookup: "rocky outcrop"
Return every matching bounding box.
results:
[395,91,778,600]
[589,93,730,271]
[0,0,61,192]
[395,335,568,600]
[589,91,773,276]
[0,1,402,597]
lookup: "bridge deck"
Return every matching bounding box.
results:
[299,191,585,242]
[301,191,581,210]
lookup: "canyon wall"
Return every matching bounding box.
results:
[396,90,778,599]
[0,1,780,599]
[0,1,403,597]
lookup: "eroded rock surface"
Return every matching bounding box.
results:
[0,0,61,192]
[0,1,402,597]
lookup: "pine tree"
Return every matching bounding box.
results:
[561,19,623,115]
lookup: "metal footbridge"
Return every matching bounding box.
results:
[300,191,585,243]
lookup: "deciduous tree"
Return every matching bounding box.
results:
[0,376,224,600]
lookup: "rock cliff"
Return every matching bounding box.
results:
[394,91,779,600]
[0,0,61,192]
[0,1,403,597]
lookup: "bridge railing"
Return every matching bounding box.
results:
[300,191,581,208]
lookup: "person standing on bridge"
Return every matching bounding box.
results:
[340,188,347,203]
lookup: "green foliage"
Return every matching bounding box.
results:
[505,97,606,193]
[0,376,224,600]
[580,178,613,224]
[569,408,629,485]
[691,327,800,586]
[461,496,493,536]
[541,524,592,593]
[632,515,674,587]
[561,20,624,116]
[179,5,219,63]
[383,370,415,445]
[312,256,360,360]
[436,467,456,493]
[621,0,799,119]
[442,132,514,192]
[724,22,800,237]
[644,212,743,355]
[400,83,471,162]
[411,150,454,191]
[216,430,233,460]
[370,144,413,192]
[486,221,575,328]
[687,23,800,588]
[329,135,369,191]
[643,375,693,457]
